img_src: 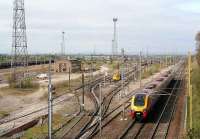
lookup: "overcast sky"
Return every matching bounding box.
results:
[0,0,200,55]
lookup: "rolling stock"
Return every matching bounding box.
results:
[0,60,54,69]
[112,70,121,81]
[129,68,174,120]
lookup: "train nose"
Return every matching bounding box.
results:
[142,110,148,119]
[129,110,135,119]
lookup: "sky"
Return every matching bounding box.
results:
[0,0,200,55]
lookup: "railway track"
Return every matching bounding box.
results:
[118,62,185,139]
[52,64,141,138]
[149,70,184,139]
[59,64,175,139]
[0,62,154,137]
[0,71,115,137]
[62,66,140,138]
[73,65,160,138]
[74,83,127,138]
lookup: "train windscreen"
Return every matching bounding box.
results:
[134,94,146,106]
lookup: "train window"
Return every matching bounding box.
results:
[134,94,146,106]
[146,84,156,89]
[156,78,164,81]
[163,74,168,77]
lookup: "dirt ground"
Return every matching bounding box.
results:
[0,87,47,112]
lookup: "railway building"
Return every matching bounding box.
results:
[54,58,81,73]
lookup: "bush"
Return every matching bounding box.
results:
[195,31,200,66]
[8,74,39,89]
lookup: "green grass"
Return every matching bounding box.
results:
[21,124,48,139]
[187,61,200,137]
[142,64,161,79]
[0,111,9,119]
[21,114,70,139]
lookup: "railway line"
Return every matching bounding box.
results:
[70,61,183,139]
[117,62,185,139]
[60,64,178,139]
[53,63,151,138]
[0,60,53,69]
[0,60,174,138]
[0,62,143,137]
[0,71,113,137]
[64,74,133,138]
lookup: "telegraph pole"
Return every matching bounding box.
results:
[139,51,142,88]
[90,54,94,82]
[159,57,162,69]
[121,48,125,97]
[165,55,168,67]
[99,83,102,137]
[48,57,53,139]
[188,51,192,130]
[68,67,71,90]
[81,72,85,112]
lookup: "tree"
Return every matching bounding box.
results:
[195,31,200,66]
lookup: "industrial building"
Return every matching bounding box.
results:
[54,58,81,73]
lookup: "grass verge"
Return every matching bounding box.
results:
[142,64,161,79]
[187,61,200,138]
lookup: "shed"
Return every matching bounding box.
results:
[54,59,81,73]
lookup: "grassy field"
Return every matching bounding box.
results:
[21,114,75,139]
[0,110,9,119]
[142,64,161,79]
[188,61,200,137]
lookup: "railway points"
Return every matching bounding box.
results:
[0,51,188,139]
[0,1,196,138]
[88,61,185,139]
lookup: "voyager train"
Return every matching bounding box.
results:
[129,67,174,120]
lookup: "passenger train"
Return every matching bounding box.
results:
[129,67,174,120]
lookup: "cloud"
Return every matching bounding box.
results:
[0,0,198,54]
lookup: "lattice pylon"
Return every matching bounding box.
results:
[11,0,28,81]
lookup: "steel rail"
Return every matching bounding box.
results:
[117,120,136,139]
[148,64,185,139]
[0,63,149,137]
[79,63,175,139]
[114,64,181,139]
[163,67,186,138]
[117,62,184,139]
[74,64,140,137]
[0,70,115,126]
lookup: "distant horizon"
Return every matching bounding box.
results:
[0,51,189,56]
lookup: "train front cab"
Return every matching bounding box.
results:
[112,71,121,81]
[130,94,148,120]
